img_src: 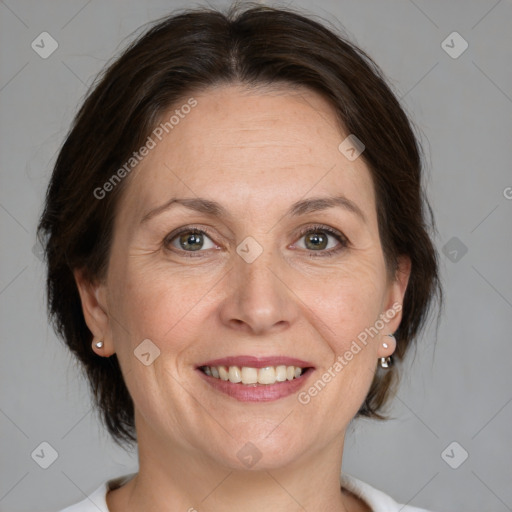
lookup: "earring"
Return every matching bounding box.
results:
[94,340,104,349]
[379,356,393,369]
[379,333,395,369]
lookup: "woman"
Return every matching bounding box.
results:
[38,3,442,511]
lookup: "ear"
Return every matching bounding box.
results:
[73,268,115,357]
[382,254,412,334]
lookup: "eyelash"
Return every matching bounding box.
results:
[294,224,348,258]
[164,224,349,258]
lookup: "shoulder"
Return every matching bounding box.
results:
[341,473,437,512]
[57,482,108,512]
[56,473,136,512]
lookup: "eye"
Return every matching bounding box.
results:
[164,227,218,255]
[164,224,348,258]
[294,224,348,257]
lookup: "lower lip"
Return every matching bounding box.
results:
[197,368,314,402]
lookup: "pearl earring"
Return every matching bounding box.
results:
[94,340,104,349]
[379,333,395,369]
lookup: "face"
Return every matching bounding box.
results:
[77,83,410,470]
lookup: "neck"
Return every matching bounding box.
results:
[108,419,358,511]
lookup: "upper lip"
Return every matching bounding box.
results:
[198,355,315,369]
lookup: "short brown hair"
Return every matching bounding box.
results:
[37,2,443,449]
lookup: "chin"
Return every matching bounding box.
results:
[206,424,311,471]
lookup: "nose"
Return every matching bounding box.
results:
[218,251,299,335]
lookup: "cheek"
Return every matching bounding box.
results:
[311,257,387,336]
[298,264,386,423]
[105,261,210,415]
[107,257,219,351]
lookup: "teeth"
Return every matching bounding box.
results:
[241,366,258,384]
[218,366,229,381]
[258,367,276,384]
[228,366,242,383]
[275,365,287,382]
[202,365,306,385]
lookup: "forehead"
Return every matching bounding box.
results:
[117,83,376,224]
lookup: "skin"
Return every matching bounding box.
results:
[75,83,411,512]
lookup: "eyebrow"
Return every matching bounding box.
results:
[140,194,367,224]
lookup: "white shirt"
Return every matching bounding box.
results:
[58,472,434,511]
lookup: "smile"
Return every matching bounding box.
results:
[200,364,305,385]
[196,356,315,402]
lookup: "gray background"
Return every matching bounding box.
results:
[1,0,511,511]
